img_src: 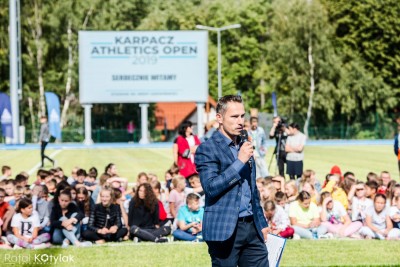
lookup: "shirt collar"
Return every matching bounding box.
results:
[220,132,241,147]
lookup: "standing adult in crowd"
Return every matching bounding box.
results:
[285,123,306,180]
[39,116,54,168]
[195,95,269,267]
[249,116,269,178]
[269,116,289,177]
[173,121,201,180]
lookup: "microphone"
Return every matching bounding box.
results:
[240,129,253,169]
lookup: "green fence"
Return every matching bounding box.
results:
[11,120,399,144]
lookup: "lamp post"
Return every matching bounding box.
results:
[196,24,241,100]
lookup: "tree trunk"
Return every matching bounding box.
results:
[304,0,315,138]
[28,97,37,142]
[60,6,94,129]
[60,19,73,130]
[260,79,265,108]
[35,0,46,116]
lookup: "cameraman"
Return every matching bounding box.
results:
[269,116,290,176]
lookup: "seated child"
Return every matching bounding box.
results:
[389,196,400,229]
[32,185,50,233]
[0,188,14,232]
[347,182,373,223]
[321,175,348,210]
[173,193,204,241]
[137,172,149,185]
[50,188,91,247]
[289,191,327,239]
[275,191,289,213]
[167,176,186,220]
[7,198,50,249]
[264,200,294,238]
[359,194,400,240]
[76,187,95,232]
[82,187,127,244]
[300,181,319,205]
[285,180,298,204]
[128,184,170,243]
[319,192,362,238]
[4,179,16,207]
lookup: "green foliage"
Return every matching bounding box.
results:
[0,0,398,140]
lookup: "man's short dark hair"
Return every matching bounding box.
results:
[216,95,243,115]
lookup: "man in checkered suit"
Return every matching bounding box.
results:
[195,95,269,267]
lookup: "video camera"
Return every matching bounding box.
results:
[276,117,287,130]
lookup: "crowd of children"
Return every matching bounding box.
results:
[0,162,399,249]
[0,163,206,249]
[258,166,400,240]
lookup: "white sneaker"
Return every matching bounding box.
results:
[33,243,50,249]
[133,237,139,243]
[1,236,10,245]
[319,233,334,239]
[292,234,300,240]
[80,241,92,247]
[13,244,22,249]
[61,240,70,248]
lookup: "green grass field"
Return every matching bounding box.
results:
[0,144,399,266]
[1,240,399,267]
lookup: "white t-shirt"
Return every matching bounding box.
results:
[366,206,389,230]
[351,197,373,221]
[389,206,400,219]
[323,200,347,224]
[270,205,291,230]
[286,132,306,161]
[186,135,195,163]
[11,212,40,238]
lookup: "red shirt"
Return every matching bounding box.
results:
[0,201,10,218]
[158,200,167,221]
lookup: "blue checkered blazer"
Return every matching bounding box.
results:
[194,130,268,241]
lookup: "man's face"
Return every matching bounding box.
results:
[216,101,245,140]
[250,119,258,130]
[273,117,280,125]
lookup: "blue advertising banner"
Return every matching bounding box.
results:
[0,93,13,138]
[44,92,62,139]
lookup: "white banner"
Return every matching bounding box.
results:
[79,31,208,103]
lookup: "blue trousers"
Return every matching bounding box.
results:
[206,220,268,267]
[173,229,199,241]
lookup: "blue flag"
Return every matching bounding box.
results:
[272,92,278,117]
[0,93,13,138]
[44,92,62,139]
